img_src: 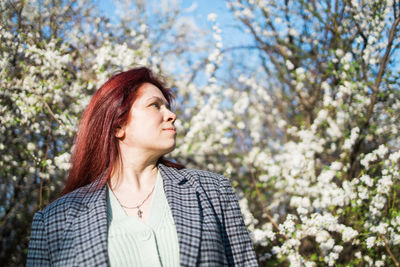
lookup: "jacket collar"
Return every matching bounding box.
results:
[158,163,194,187]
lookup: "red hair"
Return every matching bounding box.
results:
[62,67,184,195]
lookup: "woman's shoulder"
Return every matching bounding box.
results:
[172,166,232,191]
[174,167,240,211]
[180,167,225,180]
[39,181,101,219]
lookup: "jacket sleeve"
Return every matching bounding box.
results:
[26,210,51,266]
[219,176,259,267]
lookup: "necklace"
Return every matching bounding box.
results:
[110,185,155,219]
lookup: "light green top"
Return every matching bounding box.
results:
[106,170,180,267]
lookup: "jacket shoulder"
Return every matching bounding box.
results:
[40,183,94,220]
[178,167,232,194]
[181,167,225,181]
[180,167,224,178]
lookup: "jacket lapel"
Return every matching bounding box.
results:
[159,164,202,266]
[69,180,109,266]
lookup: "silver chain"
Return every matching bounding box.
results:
[110,185,155,218]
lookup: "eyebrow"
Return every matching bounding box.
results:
[147,96,171,109]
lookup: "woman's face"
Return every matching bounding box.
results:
[116,83,176,157]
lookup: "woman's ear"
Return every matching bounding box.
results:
[115,127,125,139]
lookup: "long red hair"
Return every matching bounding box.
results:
[62,67,183,195]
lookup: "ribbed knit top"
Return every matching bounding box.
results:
[106,171,180,267]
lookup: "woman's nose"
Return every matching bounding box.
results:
[165,109,176,122]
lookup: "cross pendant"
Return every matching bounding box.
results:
[137,209,143,218]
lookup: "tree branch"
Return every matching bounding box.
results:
[366,15,400,124]
[38,95,66,127]
[381,234,400,266]
[348,14,400,179]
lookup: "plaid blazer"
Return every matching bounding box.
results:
[27,163,258,266]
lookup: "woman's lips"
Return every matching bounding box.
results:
[163,127,176,133]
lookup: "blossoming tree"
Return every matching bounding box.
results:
[173,0,400,265]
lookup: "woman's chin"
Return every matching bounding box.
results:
[165,144,176,154]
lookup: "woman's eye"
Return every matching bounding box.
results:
[151,102,160,108]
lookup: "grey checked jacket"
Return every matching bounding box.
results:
[27,163,258,266]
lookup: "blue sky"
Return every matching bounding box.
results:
[97,0,251,49]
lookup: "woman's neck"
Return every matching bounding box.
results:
[110,155,159,192]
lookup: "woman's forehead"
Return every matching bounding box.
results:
[137,83,168,101]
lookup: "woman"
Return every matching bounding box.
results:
[27,67,258,266]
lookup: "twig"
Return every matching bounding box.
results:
[0,197,24,228]
[38,95,65,127]
[39,175,44,209]
[220,45,259,54]
[381,234,399,266]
